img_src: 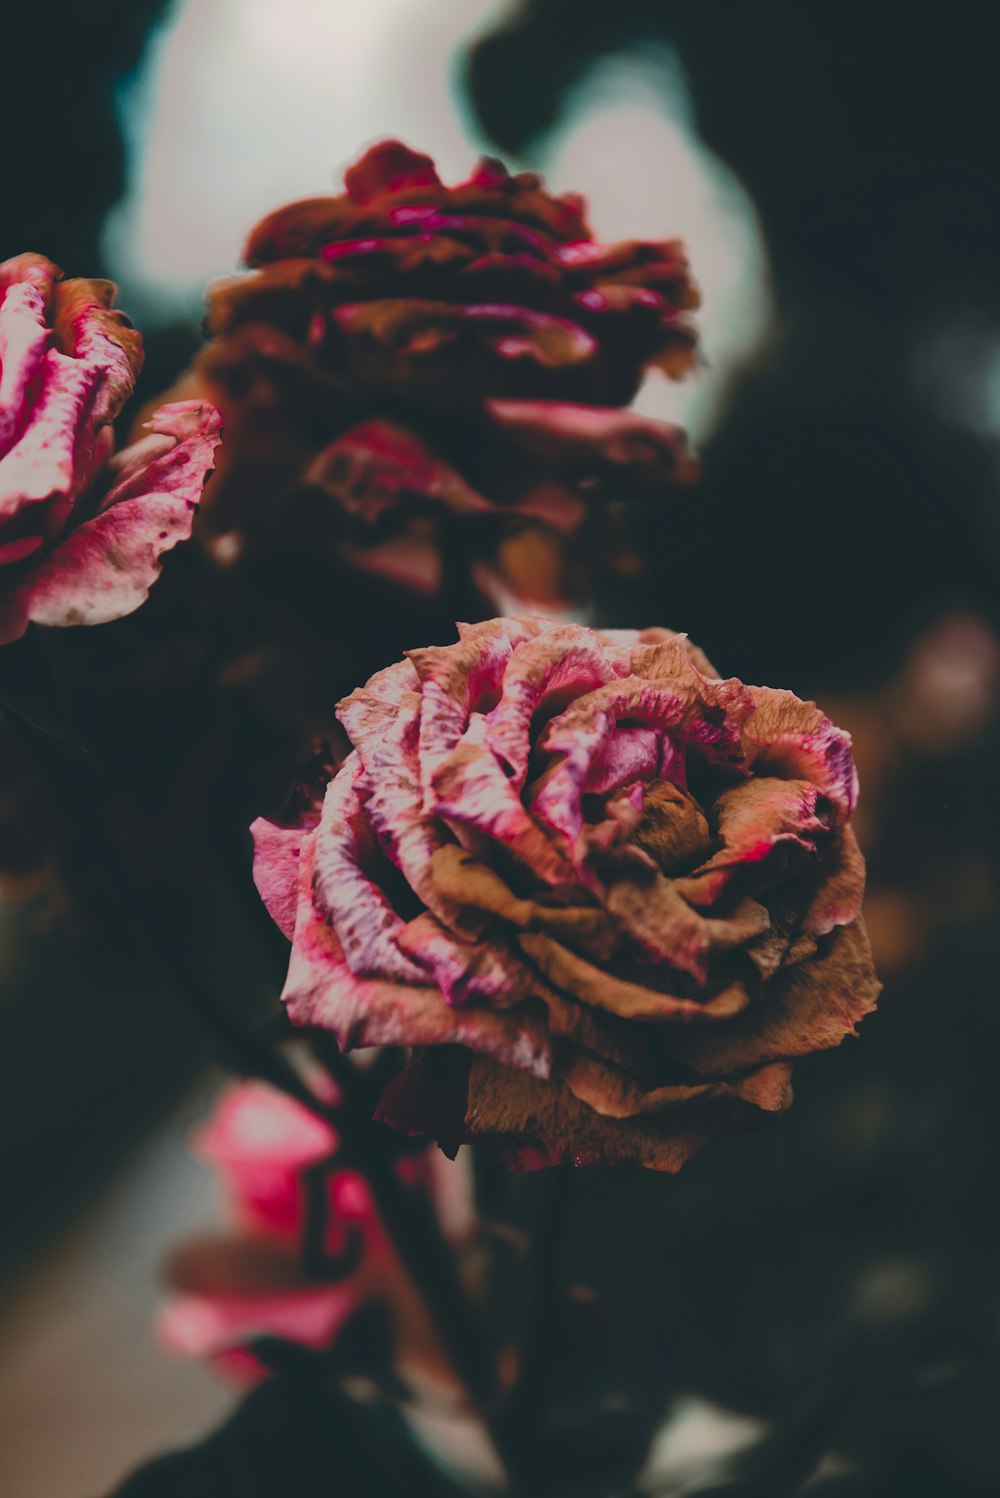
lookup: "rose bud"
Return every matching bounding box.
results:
[253,618,880,1172]
[151,140,698,623]
[0,254,220,645]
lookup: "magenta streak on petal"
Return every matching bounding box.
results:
[348,706,457,930]
[483,631,620,788]
[0,400,220,643]
[580,725,661,795]
[337,657,420,763]
[0,351,99,528]
[312,759,425,984]
[395,913,535,1007]
[407,619,537,806]
[745,687,858,816]
[461,305,598,364]
[530,679,689,848]
[659,736,688,787]
[67,301,138,428]
[0,281,52,457]
[283,834,553,1075]
[321,238,384,261]
[430,713,574,887]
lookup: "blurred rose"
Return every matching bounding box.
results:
[159,1080,457,1392]
[254,618,879,1171]
[153,140,698,617]
[0,255,220,644]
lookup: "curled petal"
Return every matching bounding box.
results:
[312,762,425,984]
[395,914,537,1007]
[558,1051,792,1120]
[251,817,309,940]
[669,919,881,1077]
[283,829,554,1075]
[0,401,220,642]
[484,400,699,487]
[462,1058,765,1173]
[517,929,750,1023]
[677,777,837,909]
[743,687,858,816]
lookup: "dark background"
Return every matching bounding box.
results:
[2,3,1000,1494]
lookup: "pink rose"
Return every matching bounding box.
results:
[159,1081,455,1388]
[0,254,220,644]
[254,618,880,1172]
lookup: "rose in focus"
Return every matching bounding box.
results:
[165,139,698,613]
[0,254,220,644]
[254,618,881,1172]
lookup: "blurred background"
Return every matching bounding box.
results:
[2,2,1000,1494]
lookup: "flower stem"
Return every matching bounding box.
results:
[497,1165,573,1491]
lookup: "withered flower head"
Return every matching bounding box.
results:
[253,618,880,1172]
[186,139,699,611]
[0,255,220,644]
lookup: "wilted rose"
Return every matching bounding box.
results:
[254,618,880,1172]
[166,139,697,614]
[0,254,220,644]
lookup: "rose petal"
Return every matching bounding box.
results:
[484,399,699,487]
[311,760,425,984]
[743,687,858,816]
[462,1058,764,1173]
[251,817,308,940]
[0,400,221,642]
[395,913,537,1008]
[669,918,880,1077]
[517,929,749,1023]
[676,777,840,914]
[0,256,57,457]
[283,829,553,1076]
[558,1050,792,1119]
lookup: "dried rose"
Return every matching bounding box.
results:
[253,618,880,1173]
[165,140,697,614]
[0,254,220,645]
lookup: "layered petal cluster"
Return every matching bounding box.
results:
[254,619,881,1172]
[159,1081,445,1386]
[182,140,698,611]
[0,254,220,644]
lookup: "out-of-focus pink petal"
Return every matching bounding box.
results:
[195,1082,338,1239]
[158,1281,360,1366]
